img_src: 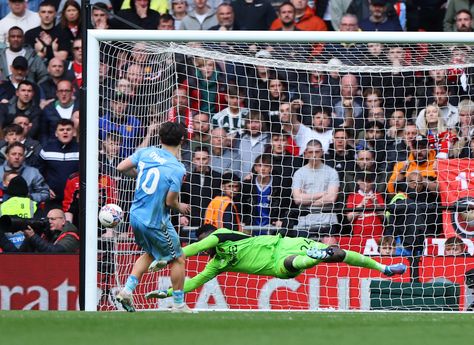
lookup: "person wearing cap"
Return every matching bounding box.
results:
[0,55,41,104]
[0,26,48,84]
[0,0,41,45]
[387,134,437,195]
[24,1,71,62]
[359,0,403,31]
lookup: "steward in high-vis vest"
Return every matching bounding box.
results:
[204,172,242,232]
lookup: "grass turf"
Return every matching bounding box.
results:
[1,311,473,345]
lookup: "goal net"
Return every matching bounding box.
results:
[86,31,474,312]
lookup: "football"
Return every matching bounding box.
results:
[99,204,123,228]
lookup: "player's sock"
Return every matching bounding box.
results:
[173,290,184,305]
[291,255,319,270]
[343,250,385,272]
[124,275,139,294]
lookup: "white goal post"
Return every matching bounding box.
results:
[85,30,474,312]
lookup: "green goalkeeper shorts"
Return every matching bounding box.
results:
[273,237,328,279]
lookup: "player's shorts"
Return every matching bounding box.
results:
[273,237,328,279]
[130,214,183,262]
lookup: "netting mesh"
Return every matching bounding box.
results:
[94,39,474,311]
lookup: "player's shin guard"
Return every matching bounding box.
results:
[343,250,384,272]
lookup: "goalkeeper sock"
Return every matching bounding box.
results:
[173,290,184,305]
[124,275,139,294]
[343,250,385,272]
[291,255,319,270]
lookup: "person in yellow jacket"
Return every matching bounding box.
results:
[120,0,169,15]
[204,172,242,232]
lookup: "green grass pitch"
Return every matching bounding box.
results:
[1,311,473,345]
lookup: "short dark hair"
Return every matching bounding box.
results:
[56,119,75,129]
[39,1,57,9]
[279,1,295,12]
[195,223,217,238]
[456,9,472,20]
[92,2,109,11]
[6,141,25,154]
[193,146,209,154]
[17,80,34,90]
[8,26,23,35]
[105,130,122,143]
[221,171,240,185]
[445,236,465,247]
[3,124,23,136]
[255,153,272,165]
[159,121,186,146]
[355,171,376,183]
[159,13,174,23]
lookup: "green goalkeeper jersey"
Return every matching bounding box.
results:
[179,228,292,294]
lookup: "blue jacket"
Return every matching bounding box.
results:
[39,139,79,202]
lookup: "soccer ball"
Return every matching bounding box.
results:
[99,204,123,228]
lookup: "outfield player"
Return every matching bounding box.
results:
[116,122,192,312]
[146,224,406,299]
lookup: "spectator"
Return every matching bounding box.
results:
[187,112,212,156]
[99,130,121,180]
[270,0,326,31]
[444,236,467,256]
[65,37,82,87]
[0,0,41,45]
[209,3,240,30]
[0,175,38,251]
[386,122,417,173]
[13,113,36,139]
[180,0,217,30]
[278,101,321,156]
[384,170,435,255]
[99,93,142,158]
[292,139,339,240]
[333,73,363,127]
[344,149,386,195]
[170,0,188,30]
[387,135,437,195]
[356,120,387,164]
[118,0,167,15]
[0,208,80,253]
[25,1,70,62]
[56,0,81,44]
[0,26,48,84]
[415,85,459,130]
[186,56,226,114]
[0,142,49,202]
[359,0,402,31]
[274,2,299,31]
[203,171,242,232]
[212,84,249,138]
[39,119,79,207]
[39,57,68,102]
[91,2,110,29]
[157,13,175,30]
[208,127,240,175]
[0,56,42,105]
[346,172,385,238]
[310,107,334,153]
[237,110,269,181]
[378,235,410,256]
[167,87,193,138]
[0,124,41,168]
[454,99,474,158]
[180,146,221,227]
[416,104,458,159]
[232,0,276,30]
[454,9,473,32]
[41,79,79,144]
[0,79,42,139]
[241,153,291,234]
[325,128,356,206]
[444,1,474,32]
[386,109,406,142]
[293,67,332,121]
[328,0,355,31]
[320,13,365,65]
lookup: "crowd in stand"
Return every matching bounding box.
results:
[0,0,473,256]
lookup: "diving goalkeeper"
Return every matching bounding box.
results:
[145,224,406,299]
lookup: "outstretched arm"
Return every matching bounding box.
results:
[183,234,220,257]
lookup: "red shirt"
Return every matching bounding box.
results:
[346,190,385,237]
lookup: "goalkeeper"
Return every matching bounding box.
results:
[145,225,406,299]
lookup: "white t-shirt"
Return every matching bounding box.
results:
[5,48,25,73]
[0,10,40,44]
[56,103,75,119]
[294,124,330,154]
